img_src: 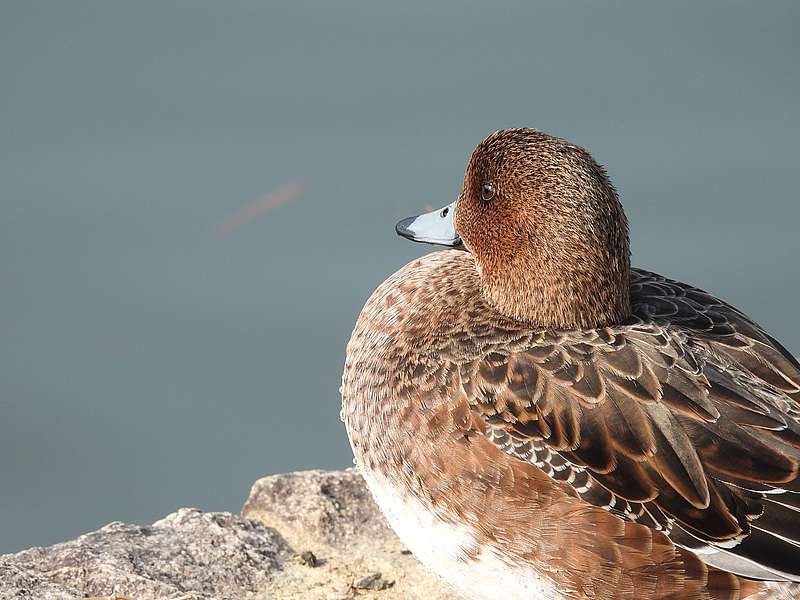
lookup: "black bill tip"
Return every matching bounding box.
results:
[395,216,417,241]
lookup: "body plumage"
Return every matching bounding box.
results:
[341,129,800,599]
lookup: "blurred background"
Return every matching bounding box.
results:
[1,1,799,553]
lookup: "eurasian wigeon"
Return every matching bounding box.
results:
[341,128,800,600]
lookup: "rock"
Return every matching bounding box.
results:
[0,508,290,600]
[242,469,391,549]
[0,561,79,600]
[0,470,458,600]
[242,469,457,600]
[353,573,393,591]
[299,550,319,568]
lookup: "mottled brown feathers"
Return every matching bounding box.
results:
[341,129,800,599]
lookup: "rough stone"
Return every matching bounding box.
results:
[1,508,289,600]
[242,469,457,600]
[0,470,458,600]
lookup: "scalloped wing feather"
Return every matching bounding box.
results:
[461,269,800,582]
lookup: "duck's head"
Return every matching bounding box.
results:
[396,128,631,329]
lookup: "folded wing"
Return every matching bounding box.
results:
[460,269,800,582]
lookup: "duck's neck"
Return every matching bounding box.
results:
[475,249,631,330]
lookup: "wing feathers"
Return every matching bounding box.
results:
[678,416,798,486]
[461,268,800,585]
[645,403,710,509]
[604,387,657,459]
[660,369,719,421]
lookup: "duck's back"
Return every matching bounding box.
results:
[341,250,800,600]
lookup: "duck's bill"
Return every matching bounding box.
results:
[395,201,462,247]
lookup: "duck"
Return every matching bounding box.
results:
[340,128,800,600]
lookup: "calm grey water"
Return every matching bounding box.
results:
[1,1,799,553]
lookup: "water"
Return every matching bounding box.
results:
[1,1,799,553]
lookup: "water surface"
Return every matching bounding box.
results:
[1,1,799,552]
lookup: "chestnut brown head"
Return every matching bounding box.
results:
[397,128,631,329]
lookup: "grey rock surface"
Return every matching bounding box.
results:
[0,469,457,600]
[242,469,456,600]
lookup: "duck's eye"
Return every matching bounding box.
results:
[440,206,449,218]
[480,181,496,202]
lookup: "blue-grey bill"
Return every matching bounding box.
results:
[395,201,461,247]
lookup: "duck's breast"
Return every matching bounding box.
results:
[361,466,560,600]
